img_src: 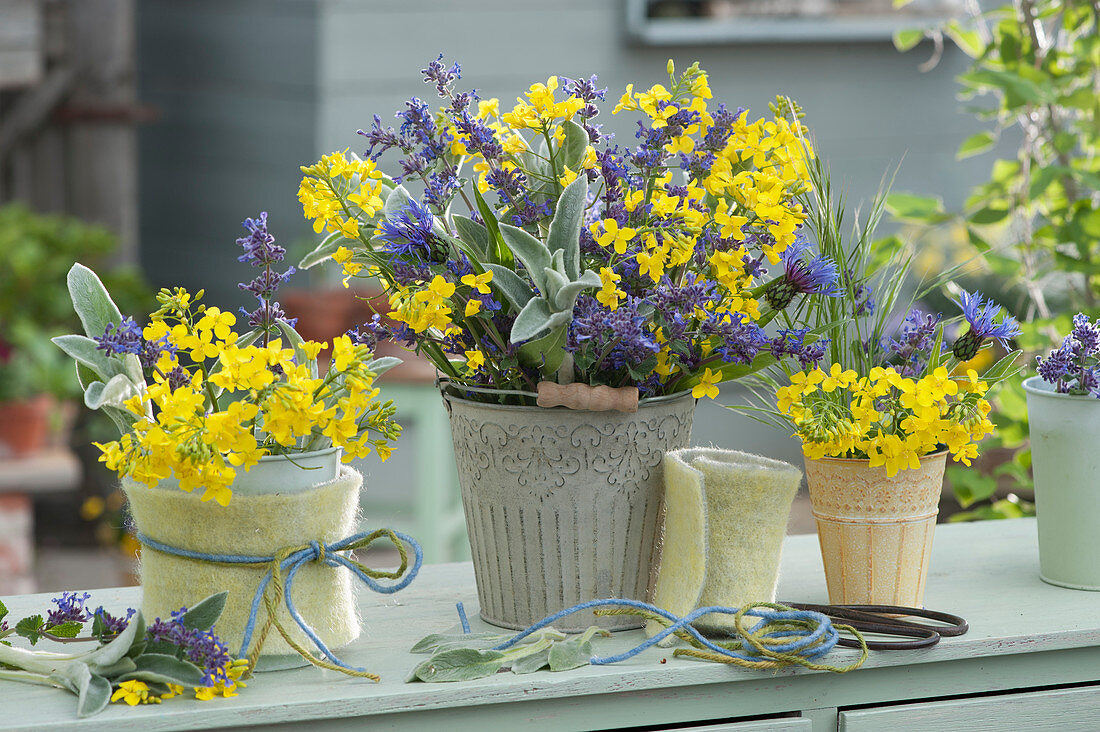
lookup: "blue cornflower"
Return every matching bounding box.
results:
[764,237,840,310]
[376,200,442,263]
[47,592,91,626]
[951,290,1021,360]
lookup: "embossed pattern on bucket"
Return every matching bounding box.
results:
[445,391,695,632]
[804,452,946,607]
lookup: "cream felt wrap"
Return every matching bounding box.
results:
[123,465,362,657]
[649,448,802,637]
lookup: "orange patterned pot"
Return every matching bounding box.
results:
[804,452,946,607]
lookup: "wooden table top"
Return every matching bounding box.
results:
[3,517,1099,731]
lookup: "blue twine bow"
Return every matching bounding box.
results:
[137,528,423,677]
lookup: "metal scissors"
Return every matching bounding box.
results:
[781,602,969,650]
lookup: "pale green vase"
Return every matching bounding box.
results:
[1024,376,1100,591]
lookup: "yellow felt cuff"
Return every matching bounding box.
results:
[649,448,802,637]
[124,465,363,657]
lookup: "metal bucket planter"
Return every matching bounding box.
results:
[1024,376,1100,591]
[123,447,362,669]
[443,389,695,631]
[804,451,946,607]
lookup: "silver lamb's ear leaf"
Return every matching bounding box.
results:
[452,215,491,259]
[84,374,141,411]
[52,335,123,382]
[300,231,350,270]
[510,647,551,674]
[66,264,125,341]
[411,648,506,683]
[382,184,415,221]
[552,270,602,312]
[511,299,554,344]
[486,264,536,312]
[547,176,588,280]
[366,356,403,378]
[558,120,589,171]
[498,223,552,293]
[77,674,112,718]
[547,636,594,672]
[542,268,568,304]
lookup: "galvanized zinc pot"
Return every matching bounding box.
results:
[1024,376,1100,591]
[804,451,946,607]
[443,387,695,631]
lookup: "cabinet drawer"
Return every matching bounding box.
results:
[840,685,1100,731]
[670,719,811,732]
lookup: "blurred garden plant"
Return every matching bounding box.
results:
[53,214,401,506]
[890,0,1098,514]
[297,57,840,402]
[744,155,1021,476]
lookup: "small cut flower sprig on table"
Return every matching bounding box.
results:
[0,591,247,718]
[295,56,843,404]
[53,213,402,506]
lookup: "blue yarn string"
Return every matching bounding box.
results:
[137,529,423,671]
[456,602,471,634]
[486,598,840,666]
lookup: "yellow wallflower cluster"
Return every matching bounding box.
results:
[777,364,995,477]
[112,659,251,707]
[298,149,385,239]
[501,76,587,130]
[96,291,400,506]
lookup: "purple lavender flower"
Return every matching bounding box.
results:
[422,53,461,97]
[96,318,179,371]
[888,309,941,377]
[47,592,91,626]
[237,212,296,337]
[147,607,232,687]
[347,314,390,350]
[1071,313,1100,355]
[1037,314,1100,396]
[93,606,135,636]
[764,236,840,310]
[567,296,660,377]
[951,290,1021,360]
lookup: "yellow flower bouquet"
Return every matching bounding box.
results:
[54,213,401,506]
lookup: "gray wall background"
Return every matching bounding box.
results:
[136,0,996,498]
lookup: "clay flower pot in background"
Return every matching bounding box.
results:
[0,394,53,458]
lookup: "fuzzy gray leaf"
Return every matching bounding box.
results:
[119,654,205,687]
[179,592,227,632]
[382,184,415,222]
[542,267,568,304]
[84,374,141,411]
[452,215,491,259]
[510,648,551,675]
[66,264,124,341]
[411,648,505,683]
[547,176,588,279]
[486,264,536,312]
[51,334,122,382]
[552,270,602,312]
[548,637,594,672]
[558,120,589,171]
[410,631,508,654]
[511,299,554,344]
[498,223,552,294]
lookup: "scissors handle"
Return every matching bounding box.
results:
[781,602,968,651]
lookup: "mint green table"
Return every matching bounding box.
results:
[4,518,1100,731]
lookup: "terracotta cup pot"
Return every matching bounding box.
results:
[804,452,947,607]
[0,394,53,457]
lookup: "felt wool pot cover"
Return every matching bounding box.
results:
[123,456,362,662]
[444,389,695,632]
[648,448,802,637]
[804,452,946,607]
